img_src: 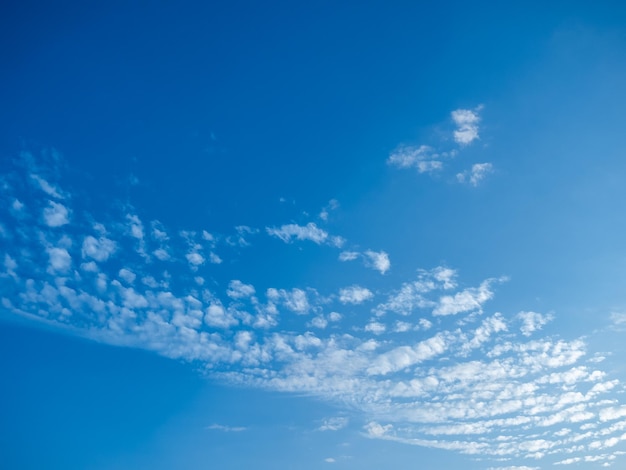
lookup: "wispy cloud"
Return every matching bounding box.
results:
[205,423,247,432]
[266,222,344,247]
[338,249,391,274]
[456,162,494,186]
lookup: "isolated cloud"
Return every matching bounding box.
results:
[451,108,481,145]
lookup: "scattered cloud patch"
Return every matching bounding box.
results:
[457,162,494,186]
[319,417,349,431]
[227,280,256,299]
[267,222,343,247]
[205,424,247,432]
[339,286,374,304]
[43,201,69,227]
[518,311,554,336]
[82,235,116,262]
[451,107,482,146]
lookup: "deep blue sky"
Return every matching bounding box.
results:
[2,1,626,469]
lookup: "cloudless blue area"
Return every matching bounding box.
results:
[2,1,626,468]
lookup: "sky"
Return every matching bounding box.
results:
[2,1,626,469]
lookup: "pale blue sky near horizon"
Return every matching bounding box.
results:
[2,1,626,469]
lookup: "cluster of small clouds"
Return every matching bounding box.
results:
[387,106,493,186]
[2,151,626,468]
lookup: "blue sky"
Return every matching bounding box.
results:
[2,1,626,469]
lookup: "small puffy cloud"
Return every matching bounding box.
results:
[82,235,116,262]
[266,222,331,245]
[227,280,256,299]
[209,252,222,264]
[47,247,72,273]
[12,199,24,212]
[308,315,328,329]
[204,303,238,328]
[273,288,310,314]
[364,422,393,438]
[364,250,391,274]
[339,285,374,304]
[43,201,69,227]
[186,252,205,267]
[319,416,349,431]
[387,145,442,174]
[451,107,481,145]
[456,162,493,187]
[126,214,144,240]
[118,268,136,284]
[518,311,553,336]
[153,248,170,261]
[339,251,359,261]
[365,321,386,335]
[328,312,342,322]
[324,458,336,463]
[433,279,495,316]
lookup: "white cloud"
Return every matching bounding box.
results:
[5,152,626,469]
[387,145,442,173]
[365,321,386,334]
[118,268,136,284]
[227,280,256,299]
[433,279,496,316]
[518,311,553,336]
[339,285,374,304]
[126,214,144,240]
[457,162,493,186]
[319,416,349,431]
[266,222,340,246]
[339,251,359,261]
[319,199,339,221]
[186,252,205,267]
[47,247,71,273]
[364,250,391,274]
[451,107,481,145]
[209,252,222,264]
[43,201,69,227]
[82,235,116,262]
[153,248,170,261]
[31,174,64,199]
[367,333,450,375]
[205,424,247,432]
[12,199,24,212]
[204,303,238,328]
